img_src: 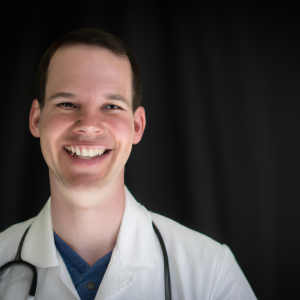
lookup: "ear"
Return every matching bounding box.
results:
[132,106,146,144]
[29,99,41,138]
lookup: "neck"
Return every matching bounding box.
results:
[50,173,125,266]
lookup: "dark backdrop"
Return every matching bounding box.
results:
[0,2,299,299]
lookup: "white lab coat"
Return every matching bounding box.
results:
[0,188,257,300]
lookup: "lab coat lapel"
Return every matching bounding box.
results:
[53,250,81,299]
[21,198,80,299]
[96,187,158,300]
[21,198,58,268]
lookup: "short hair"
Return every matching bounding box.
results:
[36,28,142,112]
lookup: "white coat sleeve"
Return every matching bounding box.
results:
[210,246,257,300]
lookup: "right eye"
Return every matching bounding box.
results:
[58,103,77,109]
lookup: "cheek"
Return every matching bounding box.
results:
[39,114,71,154]
[109,116,134,149]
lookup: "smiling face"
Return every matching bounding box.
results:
[30,44,145,193]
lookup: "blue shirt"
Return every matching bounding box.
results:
[54,232,112,300]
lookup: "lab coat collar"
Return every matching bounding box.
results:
[97,188,158,300]
[21,198,58,267]
[115,187,158,269]
[20,187,157,269]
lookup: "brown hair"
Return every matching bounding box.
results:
[36,28,142,111]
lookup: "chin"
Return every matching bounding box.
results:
[65,173,107,189]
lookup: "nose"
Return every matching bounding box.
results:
[71,109,104,137]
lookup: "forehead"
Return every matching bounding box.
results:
[46,44,132,100]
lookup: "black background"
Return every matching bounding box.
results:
[0,1,299,299]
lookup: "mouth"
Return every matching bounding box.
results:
[64,146,111,160]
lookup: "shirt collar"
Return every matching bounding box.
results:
[54,231,89,273]
[21,187,157,269]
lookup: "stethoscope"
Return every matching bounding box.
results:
[0,222,171,300]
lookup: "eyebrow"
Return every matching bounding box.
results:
[47,92,76,101]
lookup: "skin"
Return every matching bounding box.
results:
[29,44,146,265]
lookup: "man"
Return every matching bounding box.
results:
[0,28,257,299]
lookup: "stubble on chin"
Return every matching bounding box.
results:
[64,172,107,190]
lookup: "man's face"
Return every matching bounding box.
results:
[30,44,145,191]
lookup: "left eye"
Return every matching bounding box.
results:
[105,105,120,109]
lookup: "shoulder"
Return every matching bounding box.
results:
[150,213,257,299]
[0,218,35,265]
[150,212,224,257]
[150,212,228,276]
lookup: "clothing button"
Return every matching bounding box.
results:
[86,282,95,290]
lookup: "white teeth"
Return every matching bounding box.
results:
[65,147,106,157]
[75,146,81,156]
[82,149,88,157]
[89,149,95,157]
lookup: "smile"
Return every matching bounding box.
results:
[64,146,109,159]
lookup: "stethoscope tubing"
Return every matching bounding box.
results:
[152,222,172,300]
[0,225,37,296]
